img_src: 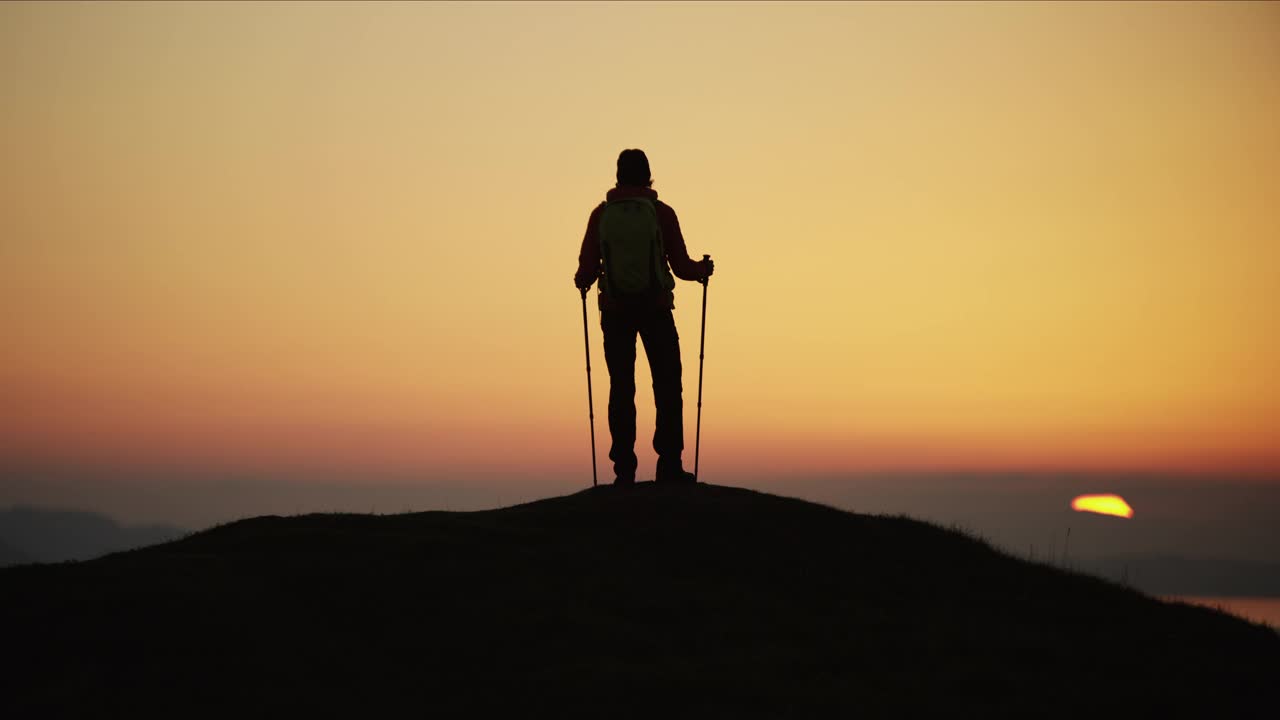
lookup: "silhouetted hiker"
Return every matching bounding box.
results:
[574,149,714,485]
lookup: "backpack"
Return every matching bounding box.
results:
[597,197,676,301]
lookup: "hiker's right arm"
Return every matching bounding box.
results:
[574,206,603,289]
[658,205,712,281]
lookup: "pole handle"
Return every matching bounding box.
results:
[700,254,711,285]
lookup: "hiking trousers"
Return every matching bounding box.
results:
[601,305,684,478]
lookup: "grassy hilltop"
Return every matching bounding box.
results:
[3,483,1276,716]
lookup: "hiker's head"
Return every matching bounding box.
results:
[616,149,652,188]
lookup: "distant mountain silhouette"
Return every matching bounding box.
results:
[1083,553,1280,596]
[0,507,185,566]
[0,537,29,566]
[2,483,1275,716]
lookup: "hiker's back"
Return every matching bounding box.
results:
[598,197,676,306]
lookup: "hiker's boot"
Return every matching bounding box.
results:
[613,468,636,486]
[655,459,696,485]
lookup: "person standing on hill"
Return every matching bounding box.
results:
[574,149,714,485]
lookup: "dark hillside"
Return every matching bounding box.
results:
[3,483,1275,717]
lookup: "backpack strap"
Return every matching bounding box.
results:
[597,201,613,295]
[648,201,659,289]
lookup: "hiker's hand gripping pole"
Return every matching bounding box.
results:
[694,254,710,482]
[580,287,598,487]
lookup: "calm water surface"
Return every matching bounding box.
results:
[1168,596,1280,629]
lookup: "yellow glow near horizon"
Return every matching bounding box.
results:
[1,2,1278,481]
[1071,494,1135,519]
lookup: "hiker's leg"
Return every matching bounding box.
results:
[639,308,684,468]
[601,308,639,479]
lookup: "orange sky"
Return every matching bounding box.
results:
[2,2,1278,483]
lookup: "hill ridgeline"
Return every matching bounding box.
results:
[3,482,1275,716]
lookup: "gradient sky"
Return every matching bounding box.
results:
[3,1,1278,488]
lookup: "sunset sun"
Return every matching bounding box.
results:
[1071,494,1135,519]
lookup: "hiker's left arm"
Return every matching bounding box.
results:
[661,206,711,281]
[574,207,603,289]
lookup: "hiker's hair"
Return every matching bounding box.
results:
[616,149,653,188]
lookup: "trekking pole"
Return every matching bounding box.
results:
[694,254,710,482]
[579,287,598,487]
